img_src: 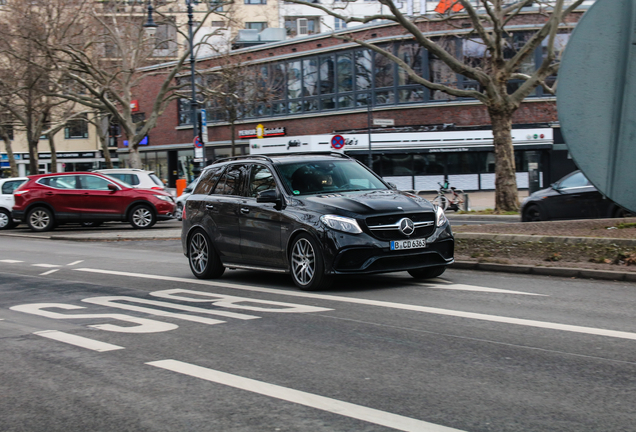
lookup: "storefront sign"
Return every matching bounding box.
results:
[239,126,286,139]
[24,152,97,160]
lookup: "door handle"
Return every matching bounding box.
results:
[205,204,214,209]
[45,192,54,196]
[240,207,250,214]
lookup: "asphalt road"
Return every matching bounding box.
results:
[1,236,635,432]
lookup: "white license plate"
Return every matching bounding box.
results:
[390,238,427,251]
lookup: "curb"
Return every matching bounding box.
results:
[452,261,636,282]
[455,232,636,247]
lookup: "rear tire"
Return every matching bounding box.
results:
[290,233,333,291]
[27,207,55,232]
[408,266,446,279]
[188,229,225,279]
[129,205,156,229]
[614,207,633,218]
[0,208,16,230]
[176,203,184,221]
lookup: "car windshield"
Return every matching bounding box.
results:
[277,159,388,195]
[102,175,133,188]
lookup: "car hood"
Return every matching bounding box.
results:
[299,190,435,217]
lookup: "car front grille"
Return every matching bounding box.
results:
[365,212,436,240]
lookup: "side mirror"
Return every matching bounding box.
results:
[387,182,398,190]
[257,189,284,210]
[108,183,118,191]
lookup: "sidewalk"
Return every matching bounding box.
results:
[417,190,529,211]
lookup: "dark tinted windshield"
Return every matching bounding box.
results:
[277,159,387,195]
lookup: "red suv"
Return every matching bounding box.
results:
[12,172,176,232]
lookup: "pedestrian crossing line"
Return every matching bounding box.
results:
[34,330,124,352]
[0,260,23,263]
[147,359,465,432]
[75,268,636,341]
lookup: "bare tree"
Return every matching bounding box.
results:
[198,53,279,156]
[283,0,584,211]
[50,0,227,169]
[0,0,87,174]
[0,119,18,177]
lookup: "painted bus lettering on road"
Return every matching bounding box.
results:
[11,290,332,335]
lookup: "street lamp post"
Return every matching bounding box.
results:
[145,0,205,174]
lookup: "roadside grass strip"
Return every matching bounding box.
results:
[147,359,465,432]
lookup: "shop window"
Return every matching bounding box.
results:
[413,154,445,175]
[64,114,88,139]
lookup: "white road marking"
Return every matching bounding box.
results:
[75,268,636,341]
[67,260,84,266]
[11,303,178,333]
[0,259,23,263]
[32,264,62,268]
[147,359,465,432]
[34,330,124,352]
[40,269,59,276]
[424,283,545,296]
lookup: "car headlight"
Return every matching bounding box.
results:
[320,215,362,234]
[154,195,173,202]
[435,205,448,227]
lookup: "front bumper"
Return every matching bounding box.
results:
[323,223,454,275]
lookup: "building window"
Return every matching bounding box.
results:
[244,0,266,4]
[211,21,226,27]
[64,114,88,139]
[246,22,268,31]
[153,21,178,57]
[285,17,319,37]
[334,18,347,31]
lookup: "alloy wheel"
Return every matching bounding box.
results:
[189,232,208,275]
[0,211,9,229]
[30,209,51,230]
[291,238,315,286]
[132,207,152,228]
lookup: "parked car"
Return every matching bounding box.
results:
[95,169,166,191]
[0,177,28,230]
[521,170,632,222]
[12,172,176,232]
[182,153,454,290]
[175,176,200,221]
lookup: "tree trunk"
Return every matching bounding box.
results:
[129,145,141,169]
[49,135,58,173]
[28,139,39,175]
[98,115,113,169]
[0,128,18,177]
[489,107,519,212]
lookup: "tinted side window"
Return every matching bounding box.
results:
[248,165,277,197]
[109,173,139,185]
[559,172,589,189]
[194,167,224,195]
[1,180,26,195]
[213,165,245,196]
[79,175,112,190]
[39,175,79,189]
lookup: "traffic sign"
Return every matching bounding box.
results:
[331,134,345,150]
[557,0,636,212]
[193,136,202,148]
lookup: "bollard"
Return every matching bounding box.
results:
[463,193,470,211]
[176,178,187,197]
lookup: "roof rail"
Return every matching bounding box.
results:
[251,152,353,160]
[212,154,274,164]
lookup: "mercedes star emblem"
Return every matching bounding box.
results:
[398,218,415,236]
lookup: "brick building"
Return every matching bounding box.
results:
[122,6,586,190]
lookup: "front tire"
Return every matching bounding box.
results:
[290,233,332,291]
[176,203,184,221]
[522,205,542,222]
[0,208,16,230]
[27,207,55,232]
[129,205,156,229]
[188,229,225,279]
[408,266,446,279]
